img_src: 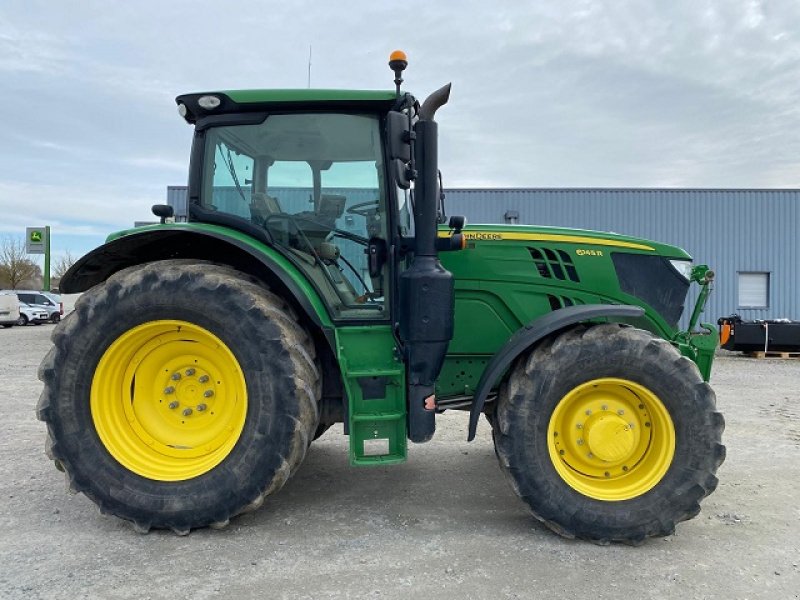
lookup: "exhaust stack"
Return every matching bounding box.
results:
[400,82,455,443]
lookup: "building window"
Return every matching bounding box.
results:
[737,272,770,309]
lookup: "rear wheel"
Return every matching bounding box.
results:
[38,260,321,533]
[49,313,60,323]
[493,323,725,543]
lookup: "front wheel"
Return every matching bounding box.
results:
[17,315,28,326]
[493,323,725,543]
[38,261,321,534]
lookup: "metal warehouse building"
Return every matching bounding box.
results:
[167,186,800,325]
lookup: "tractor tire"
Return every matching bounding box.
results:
[37,260,321,534]
[493,323,725,544]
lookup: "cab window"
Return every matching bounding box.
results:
[202,113,388,320]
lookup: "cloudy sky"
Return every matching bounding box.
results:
[2,0,800,260]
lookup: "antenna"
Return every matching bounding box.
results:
[307,45,312,88]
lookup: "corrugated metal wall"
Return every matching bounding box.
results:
[167,186,189,220]
[167,186,800,324]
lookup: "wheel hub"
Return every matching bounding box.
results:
[91,320,247,481]
[548,378,675,501]
[159,365,217,423]
[583,413,634,463]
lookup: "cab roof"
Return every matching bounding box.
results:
[175,89,402,124]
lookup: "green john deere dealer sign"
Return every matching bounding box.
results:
[26,227,47,254]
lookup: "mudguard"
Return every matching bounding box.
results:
[60,226,333,331]
[466,304,645,441]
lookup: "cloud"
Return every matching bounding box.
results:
[2,0,800,230]
[0,180,156,232]
[0,19,72,74]
[122,156,188,173]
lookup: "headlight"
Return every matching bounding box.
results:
[669,259,693,281]
[198,95,222,110]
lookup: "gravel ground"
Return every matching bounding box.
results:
[0,324,798,600]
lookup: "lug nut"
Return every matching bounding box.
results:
[182,408,193,417]
[577,439,584,446]
[196,403,207,412]
[576,423,583,429]
[185,368,196,376]
[198,375,209,383]
[204,390,214,398]
[601,405,608,411]
[164,386,175,395]
[168,401,179,410]
[171,373,182,381]
[617,409,625,415]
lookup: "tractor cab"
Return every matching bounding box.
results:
[186,108,393,319]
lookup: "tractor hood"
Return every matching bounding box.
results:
[438,223,695,336]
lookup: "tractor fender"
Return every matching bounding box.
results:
[466,304,645,441]
[60,226,333,333]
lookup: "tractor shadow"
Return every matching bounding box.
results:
[238,421,544,537]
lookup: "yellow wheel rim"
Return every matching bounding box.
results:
[547,378,675,501]
[91,320,248,481]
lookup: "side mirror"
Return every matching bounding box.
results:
[387,111,414,190]
[152,204,175,224]
[386,111,412,161]
[448,215,467,232]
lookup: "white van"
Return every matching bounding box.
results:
[13,290,63,323]
[0,291,20,328]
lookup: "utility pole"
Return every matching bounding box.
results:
[44,225,51,291]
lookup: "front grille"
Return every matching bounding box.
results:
[611,253,689,328]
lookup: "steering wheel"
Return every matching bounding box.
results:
[346,201,380,217]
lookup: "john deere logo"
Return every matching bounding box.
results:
[30,231,43,243]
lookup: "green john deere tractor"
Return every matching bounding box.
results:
[38,52,724,543]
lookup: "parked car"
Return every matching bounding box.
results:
[13,290,63,323]
[0,292,20,328]
[18,303,49,326]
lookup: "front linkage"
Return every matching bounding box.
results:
[672,264,717,381]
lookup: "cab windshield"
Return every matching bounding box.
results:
[201,113,388,319]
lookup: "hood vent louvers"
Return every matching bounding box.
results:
[547,294,586,311]
[528,247,581,283]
